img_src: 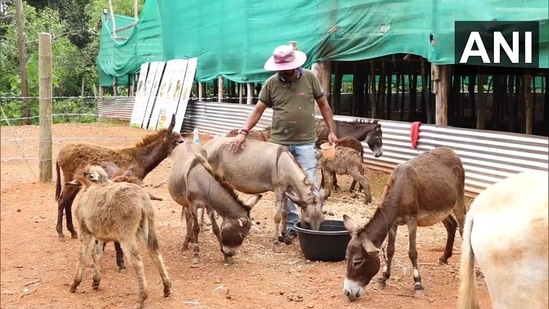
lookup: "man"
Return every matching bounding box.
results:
[230,44,337,242]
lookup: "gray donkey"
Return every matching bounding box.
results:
[204,137,326,245]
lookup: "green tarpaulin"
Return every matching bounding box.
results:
[97,0,549,86]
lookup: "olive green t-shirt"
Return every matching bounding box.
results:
[258,69,324,145]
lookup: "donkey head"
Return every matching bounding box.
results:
[219,194,262,262]
[286,187,326,230]
[67,165,112,188]
[364,121,383,158]
[342,215,381,301]
[164,115,185,150]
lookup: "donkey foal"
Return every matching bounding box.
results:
[68,165,171,309]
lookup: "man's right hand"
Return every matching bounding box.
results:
[229,133,247,152]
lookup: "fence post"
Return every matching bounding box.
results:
[39,32,53,182]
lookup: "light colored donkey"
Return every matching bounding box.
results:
[458,171,548,309]
[67,165,171,309]
[204,137,326,244]
[168,143,262,265]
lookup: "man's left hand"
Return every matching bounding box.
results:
[328,132,338,144]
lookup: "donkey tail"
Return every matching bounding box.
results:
[140,208,159,252]
[55,161,61,201]
[457,211,480,309]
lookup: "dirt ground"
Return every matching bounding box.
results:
[1,122,491,309]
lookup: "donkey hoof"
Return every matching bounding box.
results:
[224,256,234,265]
[376,281,387,290]
[119,267,127,274]
[71,233,79,239]
[438,257,449,265]
[414,288,425,298]
[190,257,201,267]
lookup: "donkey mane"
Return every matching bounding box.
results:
[186,154,251,213]
[339,119,379,125]
[133,128,171,148]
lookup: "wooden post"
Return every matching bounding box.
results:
[38,33,53,183]
[476,75,486,129]
[112,77,118,96]
[311,61,332,114]
[332,62,343,114]
[238,83,243,104]
[108,0,117,39]
[432,64,449,126]
[98,86,104,100]
[524,73,533,134]
[421,58,431,123]
[217,76,223,103]
[246,83,254,105]
[198,82,203,101]
[370,60,377,118]
[134,0,139,21]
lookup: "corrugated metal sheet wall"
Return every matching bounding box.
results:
[99,99,549,196]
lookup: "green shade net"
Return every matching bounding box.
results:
[98,0,549,85]
[97,0,163,87]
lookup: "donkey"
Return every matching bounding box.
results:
[316,118,383,158]
[168,142,262,265]
[317,119,383,191]
[458,171,548,309]
[67,165,171,309]
[318,136,366,193]
[342,147,466,301]
[55,114,183,241]
[318,145,372,204]
[204,137,326,244]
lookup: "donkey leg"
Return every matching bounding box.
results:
[323,169,333,198]
[191,213,201,266]
[92,239,105,290]
[349,180,357,192]
[69,232,92,292]
[439,215,457,265]
[121,242,148,309]
[182,207,193,250]
[114,241,126,273]
[406,219,425,297]
[350,169,371,204]
[272,192,285,243]
[146,241,171,297]
[332,172,340,192]
[453,199,467,237]
[56,186,79,238]
[377,225,397,289]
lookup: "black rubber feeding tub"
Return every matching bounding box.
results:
[294,220,351,262]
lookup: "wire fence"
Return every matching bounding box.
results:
[0,96,99,126]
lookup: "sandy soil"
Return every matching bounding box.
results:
[0,122,491,309]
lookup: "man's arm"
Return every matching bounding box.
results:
[229,100,268,152]
[316,95,338,143]
[242,100,268,130]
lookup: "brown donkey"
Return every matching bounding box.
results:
[55,115,183,240]
[67,165,171,309]
[342,147,466,301]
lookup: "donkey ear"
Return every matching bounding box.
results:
[243,194,262,209]
[285,192,306,207]
[167,114,176,132]
[343,214,360,232]
[66,179,81,186]
[237,217,248,227]
[362,236,380,255]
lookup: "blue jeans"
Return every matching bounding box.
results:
[283,143,318,233]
